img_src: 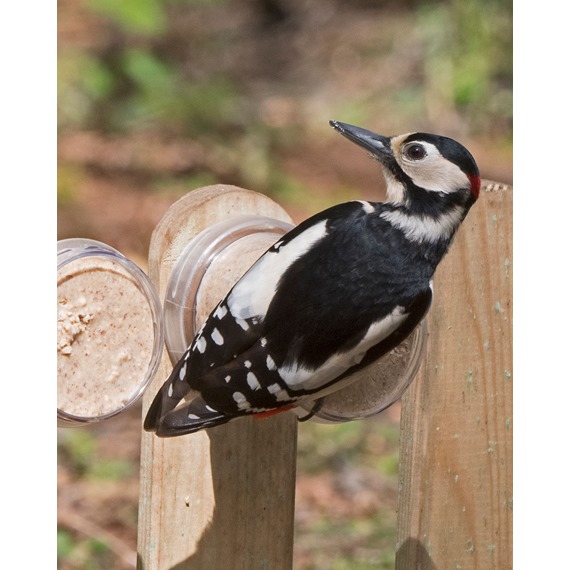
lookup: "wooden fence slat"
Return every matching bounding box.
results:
[396,180,513,569]
[138,186,298,570]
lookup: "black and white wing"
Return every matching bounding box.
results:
[145,201,432,437]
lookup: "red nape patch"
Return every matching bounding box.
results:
[469,173,481,199]
[253,405,295,420]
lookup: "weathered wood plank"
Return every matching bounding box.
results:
[138,185,298,570]
[396,180,513,569]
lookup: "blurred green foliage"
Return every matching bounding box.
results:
[59,0,512,153]
[417,0,512,136]
[58,45,239,134]
[58,0,511,203]
[298,512,397,569]
[58,429,133,481]
[298,418,400,476]
[57,163,84,205]
[57,529,76,560]
[57,529,114,570]
[118,49,237,131]
[88,0,168,35]
[296,419,400,569]
[60,0,240,134]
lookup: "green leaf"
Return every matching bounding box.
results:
[57,529,75,559]
[88,0,166,35]
[121,48,177,92]
[88,459,133,481]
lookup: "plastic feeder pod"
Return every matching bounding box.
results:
[57,238,164,426]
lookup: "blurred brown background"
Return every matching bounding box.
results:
[57,0,512,568]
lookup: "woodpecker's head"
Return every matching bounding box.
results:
[330,120,480,208]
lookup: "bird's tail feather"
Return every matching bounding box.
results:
[153,395,233,437]
[144,357,196,432]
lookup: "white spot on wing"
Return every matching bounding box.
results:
[267,383,290,402]
[167,383,173,398]
[236,318,249,331]
[227,220,328,320]
[232,391,250,410]
[179,364,186,380]
[247,372,261,391]
[244,360,252,368]
[211,328,224,346]
[188,413,200,420]
[214,304,228,319]
[266,354,276,370]
[225,375,231,383]
[195,336,207,353]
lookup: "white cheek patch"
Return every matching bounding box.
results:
[397,141,468,194]
[278,306,407,392]
[227,220,328,320]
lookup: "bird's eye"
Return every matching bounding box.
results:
[404,143,427,161]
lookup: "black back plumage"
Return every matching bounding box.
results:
[263,201,434,371]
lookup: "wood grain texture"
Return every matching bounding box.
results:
[138,185,298,570]
[396,181,513,569]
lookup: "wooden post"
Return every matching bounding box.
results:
[138,185,298,570]
[396,181,513,569]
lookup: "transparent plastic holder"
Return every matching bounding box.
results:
[163,215,294,363]
[57,238,164,426]
[296,319,427,422]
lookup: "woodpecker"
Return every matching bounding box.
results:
[144,120,480,437]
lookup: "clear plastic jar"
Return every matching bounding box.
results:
[163,215,294,363]
[57,238,164,426]
[296,321,427,422]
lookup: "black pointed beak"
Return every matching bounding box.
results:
[329,120,392,159]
